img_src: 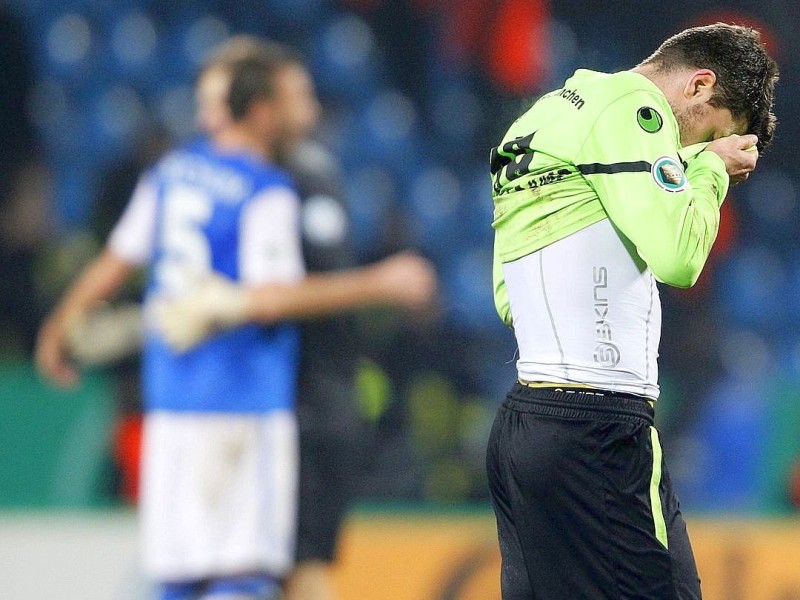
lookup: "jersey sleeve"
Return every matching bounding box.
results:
[239,186,305,285]
[107,174,158,265]
[575,92,729,288]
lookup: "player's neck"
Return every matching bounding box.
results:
[213,126,275,162]
[629,64,667,92]
[630,64,693,109]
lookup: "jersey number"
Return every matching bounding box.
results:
[490,132,536,194]
[155,185,213,295]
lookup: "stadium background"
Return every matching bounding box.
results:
[0,0,799,598]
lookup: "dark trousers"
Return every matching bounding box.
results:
[486,384,701,599]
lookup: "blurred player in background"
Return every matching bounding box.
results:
[486,24,777,599]
[195,36,391,600]
[36,47,434,600]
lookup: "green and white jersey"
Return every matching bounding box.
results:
[492,69,729,398]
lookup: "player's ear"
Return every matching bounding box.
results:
[683,69,717,103]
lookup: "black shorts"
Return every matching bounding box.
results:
[295,431,360,563]
[486,384,701,600]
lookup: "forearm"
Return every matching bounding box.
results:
[635,199,720,288]
[37,247,138,387]
[153,252,434,352]
[244,266,397,323]
[594,148,728,288]
[641,151,728,287]
[671,153,729,282]
[655,200,720,287]
[48,248,137,325]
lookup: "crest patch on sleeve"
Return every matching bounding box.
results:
[651,156,687,192]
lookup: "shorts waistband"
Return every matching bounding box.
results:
[505,382,654,424]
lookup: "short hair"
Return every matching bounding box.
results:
[204,35,303,71]
[640,23,778,151]
[205,36,304,121]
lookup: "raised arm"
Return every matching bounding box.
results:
[154,252,435,353]
[576,93,756,287]
[244,252,435,322]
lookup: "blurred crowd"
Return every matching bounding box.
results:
[1,0,799,513]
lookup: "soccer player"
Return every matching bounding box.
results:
[194,35,411,600]
[36,50,434,600]
[486,24,777,599]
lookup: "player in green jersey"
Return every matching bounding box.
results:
[486,23,777,599]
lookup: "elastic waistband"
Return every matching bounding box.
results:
[504,383,654,424]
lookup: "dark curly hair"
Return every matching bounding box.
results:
[640,23,778,151]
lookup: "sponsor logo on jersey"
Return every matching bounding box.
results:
[593,266,621,368]
[637,107,663,133]
[651,156,687,192]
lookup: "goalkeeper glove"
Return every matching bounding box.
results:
[66,303,144,365]
[153,273,248,353]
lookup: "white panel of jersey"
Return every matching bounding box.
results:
[108,176,158,266]
[238,187,305,285]
[503,218,661,399]
[108,176,305,286]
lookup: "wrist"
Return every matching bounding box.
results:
[212,280,249,327]
[235,288,256,323]
[363,263,397,305]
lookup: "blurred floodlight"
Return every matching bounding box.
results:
[157,85,196,139]
[47,14,92,64]
[366,91,416,142]
[98,85,146,140]
[719,329,771,379]
[112,12,158,67]
[324,14,375,70]
[184,16,230,66]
